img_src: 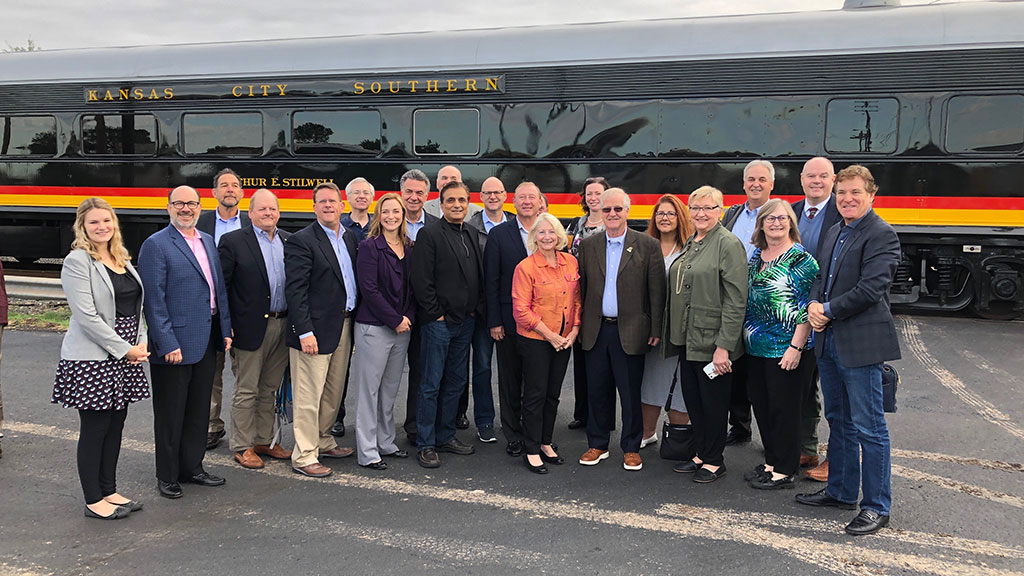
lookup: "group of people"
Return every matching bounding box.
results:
[47,159,901,536]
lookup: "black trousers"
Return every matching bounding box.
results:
[799,358,822,457]
[728,355,752,436]
[585,322,644,453]
[403,321,424,437]
[150,327,217,482]
[78,408,127,504]
[495,331,524,443]
[747,353,814,476]
[571,340,588,422]
[679,357,732,467]
[518,337,570,454]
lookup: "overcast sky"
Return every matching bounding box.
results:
[1,0,951,51]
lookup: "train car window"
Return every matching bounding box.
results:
[182,112,263,156]
[945,95,1024,154]
[0,115,57,156]
[414,109,479,155]
[82,114,157,155]
[825,98,899,154]
[292,110,381,155]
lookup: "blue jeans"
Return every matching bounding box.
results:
[417,318,475,450]
[818,330,891,515]
[470,321,496,428]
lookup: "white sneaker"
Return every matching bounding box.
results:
[639,433,658,449]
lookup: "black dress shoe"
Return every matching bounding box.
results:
[693,465,727,483]
[330,421,346,437]
[383,449,409,459]
[743,464,770,482]
[437,438,475,455]
[750,474,796,490]
[540,452,564,465]
[725,430,751,445]
[673,460,702,474]
[456,414,470,430]
[567,419,586,430]
[182,472,226,487]
[523,454,549,475]
[158,480,183,499]
[360,461,388,470]
[795,488,857,510]
[206,429,225,450]
[845,509,890,535]
[506,440,523,456]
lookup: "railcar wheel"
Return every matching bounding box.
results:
[969,300,1022,321]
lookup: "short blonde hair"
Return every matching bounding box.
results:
[71,197,131,267]
[688,185,724,208]
[751,198,801,250]
[527,212,568,252]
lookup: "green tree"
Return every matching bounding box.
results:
[3,39,41,53]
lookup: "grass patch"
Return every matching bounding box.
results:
[7,300,71,331]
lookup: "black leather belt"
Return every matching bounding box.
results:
[266,311,288,319]
[601,316,618,324]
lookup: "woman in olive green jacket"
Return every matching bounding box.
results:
[664,185,748,483]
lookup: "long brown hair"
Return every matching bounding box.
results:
[367,193,410,245]
[71,197,131,266]
[645,194,693,247]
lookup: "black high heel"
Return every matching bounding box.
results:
[523,454,549,475]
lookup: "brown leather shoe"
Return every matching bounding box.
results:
[321,446,354,459]
[800,454,820,469]
[254,444,292,460]
[623,452,643,471]
[292,462,332,478]
[578,448,609,466]
[805,458,829,482]
[234,449,265,469]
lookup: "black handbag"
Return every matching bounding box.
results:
[882,363,899,413]
[659,362,696,461]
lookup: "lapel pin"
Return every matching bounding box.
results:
[626,246,633,253]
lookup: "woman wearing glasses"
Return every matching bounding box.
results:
[664,186,748,483]
[639,195,694,448]
[741,199,818,489]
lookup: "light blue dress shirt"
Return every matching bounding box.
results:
[318,222,358,311]
[213,211,242,246]
[483,212,507,234]
[602,233,625,317]
[254,227,286,313]
[407,211,427,242]
[730,203,761,260]
[517,217,533,255]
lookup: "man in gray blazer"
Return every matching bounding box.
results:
[798,165,901,536]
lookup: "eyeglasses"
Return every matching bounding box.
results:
[689,205,720,213]
[763,215,790,224]
[169,201,200,210]
[655,211,677,219]
[601,206,625,213]
[481,190,506,196]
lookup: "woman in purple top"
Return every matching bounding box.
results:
[351,193,416,469]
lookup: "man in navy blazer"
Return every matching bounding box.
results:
[139,185,233,499]
[791,157,842,481]
[285,182,359,478]
[484,182,542,456]
[798,165,901,536]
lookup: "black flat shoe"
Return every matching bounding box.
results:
[795,488,857,510]
[456,414,470,430]
[845,509,890,535]
[540,452,564,465]
[85,504,131,519]
[360,461,387,470]
[523,454,549,475]
[567,420,586,430]
[743,464,770,482]
[106,499,143,512]
[673,460,702,474]
[506,440,523,457]
[383,449,409,459]
[693,465,727,483]
[158,480,183,499]
[750,474,796,490]
[182,472,226,487]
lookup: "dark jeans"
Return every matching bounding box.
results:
[495,329,524,443]
[78,408,127,504]
[728,355,751,436]
[458,320,496,428]
[403,321,423,437]
[518,337,570,455]
[585,322,644,453]
[746,354,813,476]
[417,318,475,450]
[679,357,732,467]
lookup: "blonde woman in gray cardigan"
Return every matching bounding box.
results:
[664,185,748,483]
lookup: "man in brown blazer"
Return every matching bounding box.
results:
[576,188,665,471]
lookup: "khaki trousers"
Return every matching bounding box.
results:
[230,317,289,452]
[209,348,239,434]
[289,318,353,468]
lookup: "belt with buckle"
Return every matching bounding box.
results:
[266,311,288,319]
[601,316,618,324]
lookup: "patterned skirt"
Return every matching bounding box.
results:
[52,315,151,411]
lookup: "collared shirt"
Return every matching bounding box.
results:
[254,226,286,313]
[318,222,358,311]
[797,196,830,260]
[602,233,625,317]
[823,211,869,318]
[178,227,216,313]
[517,217,533,255]
[511,251,581,340]
[730,202,762,260]
[213,210,242,246]
[406,211,427,242]
[341,213,370,244]
[483,212,508,234]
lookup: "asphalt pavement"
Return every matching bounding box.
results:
[0,313,1021,576]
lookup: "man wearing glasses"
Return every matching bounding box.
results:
[139,186,233,499]
[576,188,664,471]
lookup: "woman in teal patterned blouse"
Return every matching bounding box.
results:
[742,199,819,490]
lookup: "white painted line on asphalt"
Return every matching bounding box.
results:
[898,317,1024,441]
[961,349,1022,387]
[891,463,1024,510]
[8,420,1024,576]
[892,448,1024,473]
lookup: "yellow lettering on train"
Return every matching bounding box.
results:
[354,82,365,95]
[260,84,270,96]
[465,79,477,91]
[276,84,287,96]
[164,87,174,99]
[271,177,279,186]
[248,85,255,97]
[104,90,114,101]
[446,79,458,92]
[426,80,439,93]
[119,88,130,100]
[88,90,98,101]
[486,77,498,91]
[370,82,382,94]
[133,88,145,100]
[232,86,243,97]
[389,81,400,94]
[149,89,160,100]
[408,80,419,93]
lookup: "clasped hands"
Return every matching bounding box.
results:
[807,302,830,332]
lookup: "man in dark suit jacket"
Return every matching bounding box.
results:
[219,189,293,470]
[791,156,841,481]
[0,258,7,459]
[139,185,233,499]
[197,168,251,450]
[483,181,542,456]
[576,188,665,471]
[285,182,359,478]
[798,165,901,536]
[411,181,485,468]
